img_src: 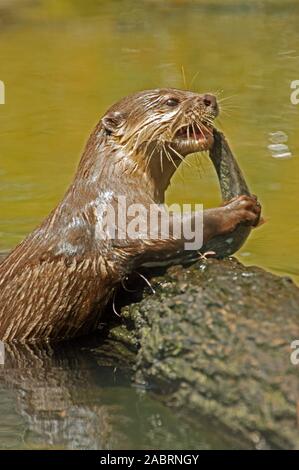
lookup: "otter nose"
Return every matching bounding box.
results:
[202,93,218,115]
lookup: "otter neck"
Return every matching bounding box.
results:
[143,149,180,203]
[74,128,181,205]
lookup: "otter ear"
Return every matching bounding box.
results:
[102,111,126,135]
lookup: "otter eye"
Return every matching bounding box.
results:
[165,98,179,107]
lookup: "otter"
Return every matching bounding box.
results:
[0,88,261,342]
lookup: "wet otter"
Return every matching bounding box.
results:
[0,88,261,342]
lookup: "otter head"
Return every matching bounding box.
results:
[99,88,219,200]
[102,88,218,154]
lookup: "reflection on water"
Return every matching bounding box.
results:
[268,131,292,159]
[0,338,231,450]
[0,0,299,449]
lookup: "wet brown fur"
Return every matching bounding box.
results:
[0,88,259,342]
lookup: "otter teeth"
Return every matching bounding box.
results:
[175,124,208,142]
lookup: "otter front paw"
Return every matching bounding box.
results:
[222,195,261,232]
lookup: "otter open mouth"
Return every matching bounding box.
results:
[172,121,214,155]
[175,122,211,142]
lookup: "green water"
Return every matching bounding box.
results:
[0,0,298,449]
